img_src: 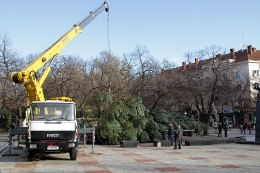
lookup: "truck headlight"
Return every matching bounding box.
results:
[30,144,37,149]
[68,143,75,147]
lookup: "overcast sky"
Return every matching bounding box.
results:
[1,0,260,66]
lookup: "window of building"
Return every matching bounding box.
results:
[236,71,241,79]
[253,70,259,77]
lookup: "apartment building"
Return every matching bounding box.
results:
[169,45,260,127]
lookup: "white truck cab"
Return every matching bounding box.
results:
[27,100,78,161]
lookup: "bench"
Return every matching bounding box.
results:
[153,140,171,147]
[120,140,139,148]
[183,130,195,136]
[165,129,195,138]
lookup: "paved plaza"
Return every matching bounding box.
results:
[0,142,259,172]
[0,129,259,173]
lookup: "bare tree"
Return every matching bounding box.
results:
[0,33,25,122]
[43,55,85,100]
[175,46,231,124]
[205,44,223,59]
[195,49,206,61]
[161,59,176,71]
[183,50,194,64]
[129,46,161,97]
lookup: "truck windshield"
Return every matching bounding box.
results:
[30,102,75,121]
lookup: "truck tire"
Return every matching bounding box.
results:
[28,150,34,162]
[70,148,77,160]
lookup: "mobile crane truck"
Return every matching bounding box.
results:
[9,2,109,161]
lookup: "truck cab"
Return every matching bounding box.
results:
[27,100,78,161]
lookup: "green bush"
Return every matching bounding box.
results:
[97,120,121,145]
[144,117,160,141]
[93,92,148,145]
[144,110,207,140]
[170,113,205,131]
[137,130,150,143]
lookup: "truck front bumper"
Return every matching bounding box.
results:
[28,141,78,151]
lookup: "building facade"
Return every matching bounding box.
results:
[168,45,260,127]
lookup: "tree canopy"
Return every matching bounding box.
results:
[0,33,248,141]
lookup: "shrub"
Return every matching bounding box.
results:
[138,130,150,143]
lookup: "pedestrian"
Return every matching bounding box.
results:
[217,122,223,137]
[239,124,243,134]
[195,128,199,136]
[174,124,183,149]
[9,122,16,137]
[224,118,229,131]
[243,123,247,134]
[247,121,252,134]
[167,123,174,145]
[9,122,15,129]
[252,123,256,130]
[223,123,228,137]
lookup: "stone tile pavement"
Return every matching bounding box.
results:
[0,129,259,173]
[183,127,257,145]
[0,141,260,173]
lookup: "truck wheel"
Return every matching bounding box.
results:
[70,148,77,160]
[28,150,34,162]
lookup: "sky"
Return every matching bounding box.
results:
[1,0,260,66]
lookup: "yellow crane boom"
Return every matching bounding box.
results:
[10,1,109,102]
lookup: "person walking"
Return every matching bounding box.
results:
[224,118,229,131]
[243,123,247,134]
[217,122,223,137]
[247,121,252,134]
[9,122,15,130]
[223,123,228,137]
[239,123,243,134]
[174,125,183,149]
[167,123,174,145]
